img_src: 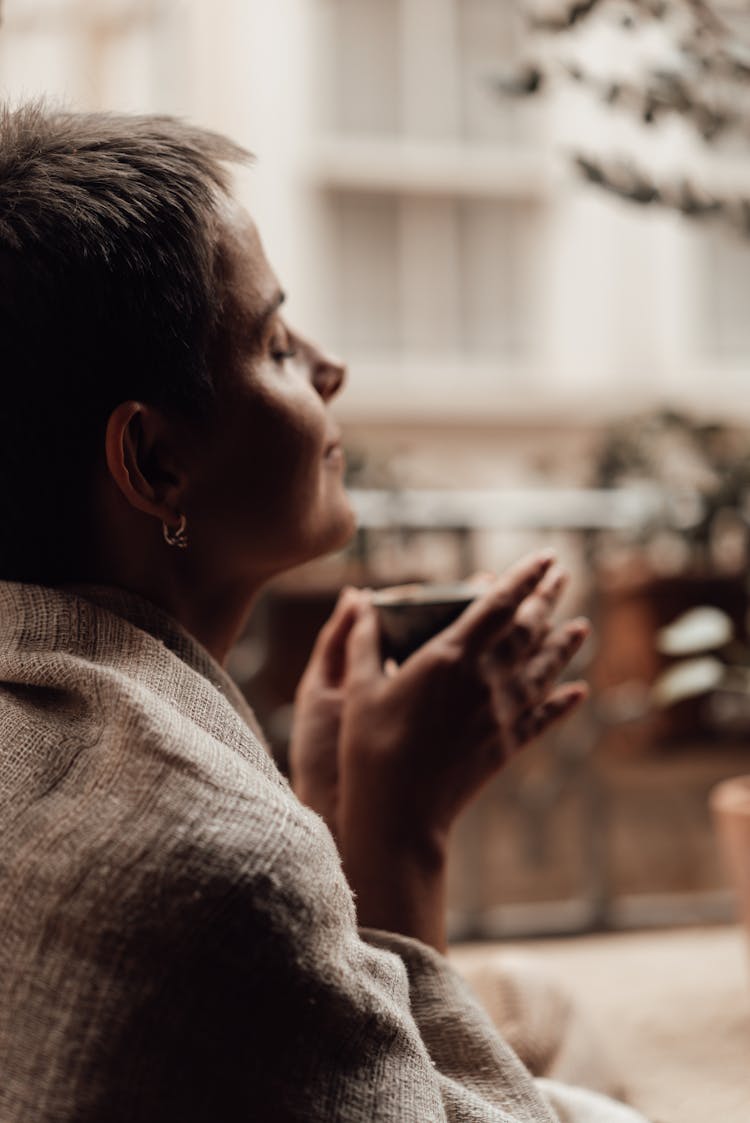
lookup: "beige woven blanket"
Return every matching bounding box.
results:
[0,582,647,1122]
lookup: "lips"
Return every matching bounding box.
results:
[324,429,345,467]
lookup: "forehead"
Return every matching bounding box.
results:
[214,195,280,333]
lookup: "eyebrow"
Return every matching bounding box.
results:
[256,290,286,336]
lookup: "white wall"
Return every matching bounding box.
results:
[1,0,747,425]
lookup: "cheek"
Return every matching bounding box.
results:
[200,391,327,529]
[250,397,326,493]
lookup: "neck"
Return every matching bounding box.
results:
[83,481,282,664]
[83,537,264,667]
[130,572,260,665]
[92,568,259,665]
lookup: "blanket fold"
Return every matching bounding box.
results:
[0,582,646,1123]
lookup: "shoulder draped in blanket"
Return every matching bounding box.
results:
[0,582,646,1123]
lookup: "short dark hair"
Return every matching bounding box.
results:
[0,102,248,581]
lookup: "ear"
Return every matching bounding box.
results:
[104,401,187,521]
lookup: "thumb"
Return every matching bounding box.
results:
[346,599,385,685]
[305,587,362,688]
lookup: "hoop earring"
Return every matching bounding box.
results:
[163,513,188,550]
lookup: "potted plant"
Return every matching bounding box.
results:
[589,408,750,745]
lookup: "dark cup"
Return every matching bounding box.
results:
[372,582,481,663]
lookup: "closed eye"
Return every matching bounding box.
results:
[269,320,298,364]
[272,345,298,363]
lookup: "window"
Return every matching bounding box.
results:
[311,0,547,416]
[0,0,184,113]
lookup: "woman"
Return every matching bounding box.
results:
[0,104,645,1122]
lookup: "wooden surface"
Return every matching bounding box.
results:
[450,925,750,1123]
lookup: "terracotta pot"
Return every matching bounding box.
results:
[710,775,750,944]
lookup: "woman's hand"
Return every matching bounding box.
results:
[337,552,589,950]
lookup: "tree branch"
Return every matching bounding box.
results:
[574,153,750,236]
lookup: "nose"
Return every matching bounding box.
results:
[312,355,345,402]
[306,339,346,402]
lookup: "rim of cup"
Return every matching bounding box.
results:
[371,582,480,607]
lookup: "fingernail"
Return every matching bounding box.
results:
[570,617,591,635]
[568,683,590,701]
[525,552,555,586]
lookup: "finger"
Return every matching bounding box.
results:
[346,600,386,684]
[535,563,569,608]
[307,587,363,687]
[478,561,565,664]
[512,682,589,748]
[528,565,569,635]
[446,550,556,658]
[525,618,590,695]
[485,566,568,666]
[496,618,590,712]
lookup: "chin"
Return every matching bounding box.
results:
[301,494,357,564]
[262,492,357,577]
[319,500,357,556]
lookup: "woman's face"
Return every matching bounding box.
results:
[185,198,355,581]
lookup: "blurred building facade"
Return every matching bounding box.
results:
[2,0,749,437]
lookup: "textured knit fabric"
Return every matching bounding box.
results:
[0,582,647,1123]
